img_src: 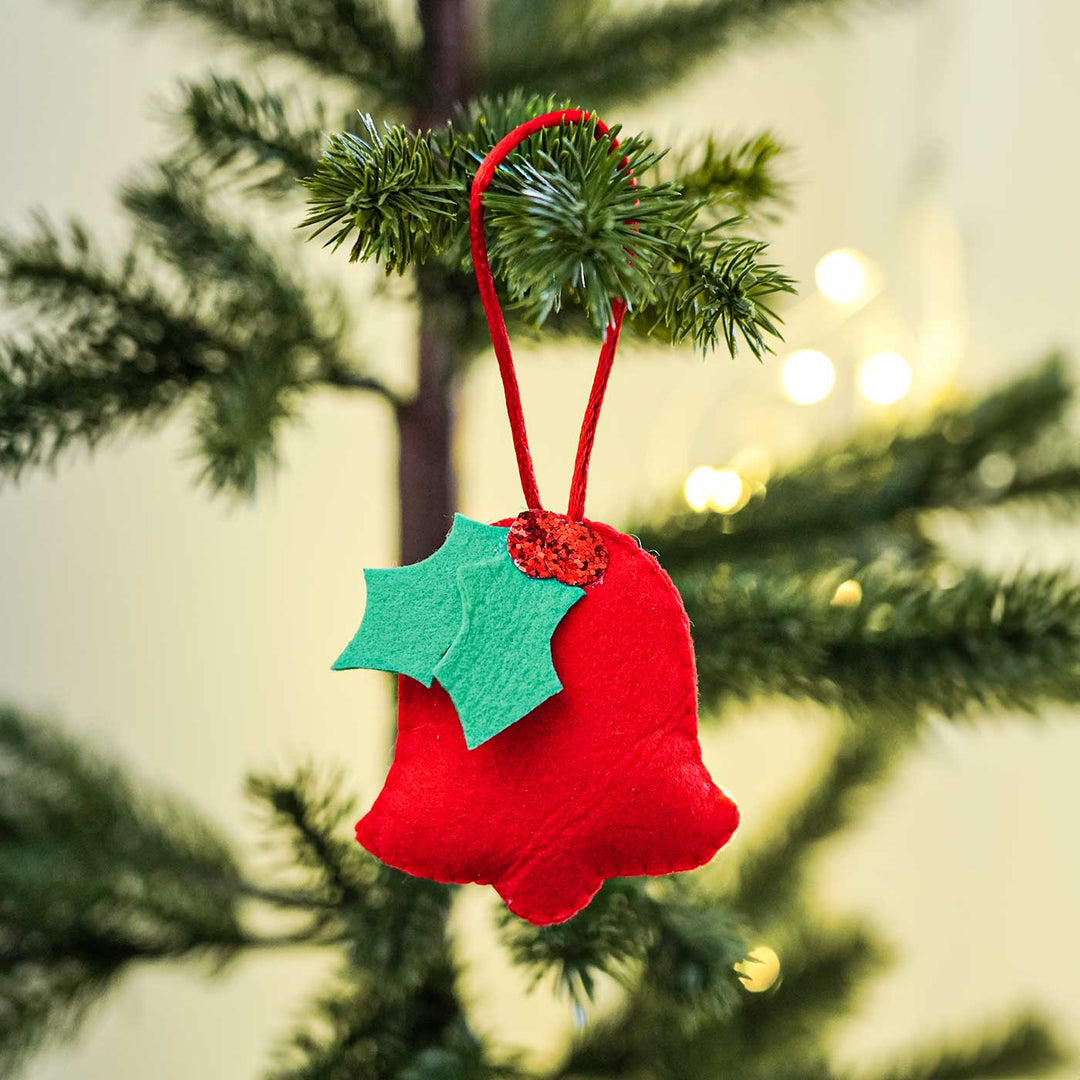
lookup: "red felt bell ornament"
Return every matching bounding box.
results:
[338,110,739,926]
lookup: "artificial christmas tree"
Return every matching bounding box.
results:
[1,1,1078,1078]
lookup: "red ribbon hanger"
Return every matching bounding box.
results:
[469,110,634,522]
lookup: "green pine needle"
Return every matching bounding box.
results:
[71,0,420,96]
[302,100,796,351]
[502,877,746,1018]
[673,132,790,218]
[302,115,463,272]
[0,705,245,1072]
[635,356,1075,570]
[855,1014,1066,1080]
[483,0,874,104]
[174,75,329,192]
[0,185,382,496]
[685,563,1080,718]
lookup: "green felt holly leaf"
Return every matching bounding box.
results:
[333,514,509,685]
[333,513,584,748]
[434,556,583,749]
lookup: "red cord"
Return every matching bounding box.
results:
[469,110,631,521]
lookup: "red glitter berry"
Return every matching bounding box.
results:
[507,509,609,587]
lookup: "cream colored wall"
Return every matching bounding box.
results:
[2,1,1080,1077]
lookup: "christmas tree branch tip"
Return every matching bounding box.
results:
[0,206,394,495]
[483,0,880,104]
[69,0,421,97]
[301,99,795,356]
[173,75,329,192]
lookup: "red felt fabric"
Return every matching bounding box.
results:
[356,521,739,926]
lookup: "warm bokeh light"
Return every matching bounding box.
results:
[736,945,781,993]
[731,444,772,486]
[815,248,871,304]
[977,451,1017,491]
[708,468,745,512]
[831,579,863,608]
[684,466,715,512]
[859,351,912,405]
[781,349,836,405]
[683,466,749,513]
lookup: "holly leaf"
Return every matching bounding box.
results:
[434,555,583,748]
[332,514,509,685]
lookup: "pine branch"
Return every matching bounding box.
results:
[267,960,504,1080]
[482,0,593,80]
[0,221,237,478]
[246,767,369,908]
[0,713,469,1077]
[684,564,1080,719]
[122,164,338,350]
[500,882,649,1003]
[501,878,745,1015]
[0,330,205,479]
[2,190,393,494]
[935,438,1080,523]
[638,355,1074,571]
[123,163,400,416]
[560,920,879,1080]
[479,127,683,333]
[72,0,419,97]
[729,728,898,922]
[173,75,329,193]
[632,225,794,357]
[1002,458,1080,509]
[672,133,789,219]
[303,100,794,354]
[0,705,246,1072]
[642,890,748,1020]
[250,770,468,1079]
[247,767,453,993]
[481,0,874,104]
[302,115,464,273]
[849,1014,1066,1080]
[736,923,888,1062]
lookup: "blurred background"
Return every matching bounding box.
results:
[2,0,1079,1078]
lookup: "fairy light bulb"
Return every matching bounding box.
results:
[683,467,749,513]
[707,469,745,512]
[736,945,781,993]
[781,349,835,405]
[859,352,912,405]
[815,249,871,304]
[830,579,863,608]
[684,466,715,512]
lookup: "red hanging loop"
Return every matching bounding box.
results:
[469,110,632,521]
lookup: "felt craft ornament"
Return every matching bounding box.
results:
[335,110,739,926]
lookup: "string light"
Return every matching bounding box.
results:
[684,466,716,512]
[815,249,871,304]
[781,349,835,405]
[736,945,781,993]
[708,469,745,512]
[830,579,863,608]
[683,466,749,513]
[858,352,912,405]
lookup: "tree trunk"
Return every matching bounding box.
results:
[395,278,461,565]
[397,0,476,564]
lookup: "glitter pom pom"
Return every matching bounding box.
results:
[507,509,608,586]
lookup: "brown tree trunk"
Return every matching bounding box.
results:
[397,0,476,564]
